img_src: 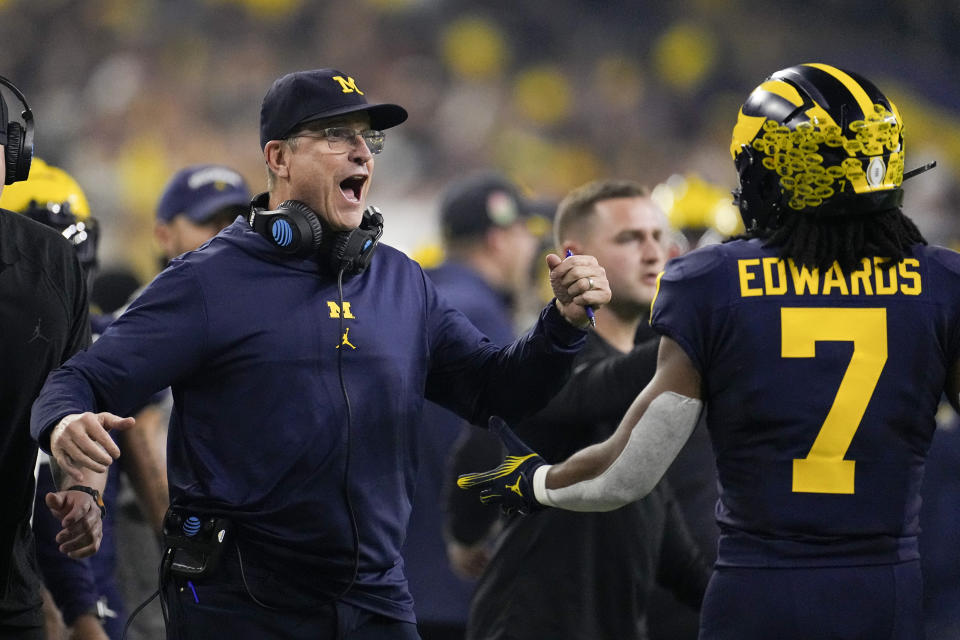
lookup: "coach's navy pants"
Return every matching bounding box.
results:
[163,548,421,640]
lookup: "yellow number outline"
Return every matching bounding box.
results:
[781,307,887,494]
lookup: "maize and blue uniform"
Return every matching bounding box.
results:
[30,218,586,637]
[650,238,960,639]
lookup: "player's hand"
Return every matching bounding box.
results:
[45,490,102,559]
[50,412,135,481]
[546,253,610,328]
[457,416,547,516]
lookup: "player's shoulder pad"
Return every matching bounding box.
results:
[660,242,728,283]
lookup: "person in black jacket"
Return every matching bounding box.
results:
[0,75,104,640]
[447,179,711,640]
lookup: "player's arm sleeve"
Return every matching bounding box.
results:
[31,260,210,450]
[533,390,703,511]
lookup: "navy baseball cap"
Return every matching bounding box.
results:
[259,69,408,149]
[156,164,251,224]
[440,172,529,240]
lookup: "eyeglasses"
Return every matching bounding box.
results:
[288,127,386,155]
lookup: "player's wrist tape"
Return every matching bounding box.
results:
[67,485,106,518]
[532,465,554,506]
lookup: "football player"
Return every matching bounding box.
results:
[459,63,957,640]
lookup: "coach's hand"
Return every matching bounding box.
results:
[50,412,135,481]
[457,416,547,516]
[547,252,610,328]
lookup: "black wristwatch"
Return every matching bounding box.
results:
[67,485,106,518]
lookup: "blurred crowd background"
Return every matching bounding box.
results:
[0,0,958,283]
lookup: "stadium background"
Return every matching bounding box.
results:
[0,0,958,280]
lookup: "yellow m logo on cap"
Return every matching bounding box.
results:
[332,76,364,95]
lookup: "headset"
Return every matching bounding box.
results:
[0,75,34,185]
[247,193,383,275]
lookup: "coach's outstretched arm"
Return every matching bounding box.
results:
[459,337,703,513]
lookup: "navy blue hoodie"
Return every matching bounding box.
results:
[31,218,585,622]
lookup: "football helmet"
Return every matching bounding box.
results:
[0,157,99,272]
[730,63,905,231]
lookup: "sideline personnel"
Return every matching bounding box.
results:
[0,75,109,639]
[31,68,609,640]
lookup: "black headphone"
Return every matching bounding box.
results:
[248,193,384,275]
[0,75,34,185]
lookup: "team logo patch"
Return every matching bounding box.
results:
[327,301,355,319]
[187,167,244,189]
[867,157,886,187]
[271,219,294,247]
[332,75,364,95]
[336,327,357,350]
[486,191,518,226]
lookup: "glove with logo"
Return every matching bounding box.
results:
[457,416,547,516]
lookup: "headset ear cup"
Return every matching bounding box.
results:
[16,122,32,184]
[277,200,324,256]
[4,121,25,185]
[329,231,355,273]
[328,218,382,274]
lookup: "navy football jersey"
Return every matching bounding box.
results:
[651,238,960,567]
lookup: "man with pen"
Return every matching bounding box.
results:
[448,179,710,640]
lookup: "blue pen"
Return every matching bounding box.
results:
[565,249,596,328]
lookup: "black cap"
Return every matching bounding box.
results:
[440,172,528,240]
[259,69,408,149]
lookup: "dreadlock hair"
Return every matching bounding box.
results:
[731,207,927,272]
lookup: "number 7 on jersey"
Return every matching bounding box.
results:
[781,307,888,494]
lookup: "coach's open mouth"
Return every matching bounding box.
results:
[340,175,366,203]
